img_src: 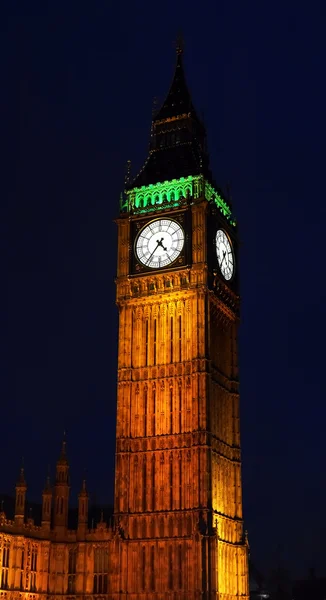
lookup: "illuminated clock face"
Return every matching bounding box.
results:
[135,218,185,269]
[216,229,234,281]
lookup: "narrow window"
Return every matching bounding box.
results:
[150,547,155,590]
[1,541,10,589]
[178,545,182,588]
[93,548,108,594]
[170,387,173,433]
[68,548,77,593]
[145,320,149,366]
[153,318,157,365]
[141,547,146,590]
[144,388,148,437]
[179,455,182,509]
[152,388,156,434]
[142,458,147,512]
[30,547,38,592]
[169,458,173,509]
[168,545,173,589]
[178,315,182,361]
[152,458,155,510]
[179,386,182,433]
[170,316,173,362]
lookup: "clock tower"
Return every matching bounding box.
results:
[114,45,249,599]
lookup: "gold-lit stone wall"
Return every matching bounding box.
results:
[0,199,248,599]
[113,199,249,599]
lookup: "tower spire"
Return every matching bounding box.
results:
[15,461,27,525]
[126,41,210,190]
[175,32,184,55]
[42,473,52,530]
[77,477,89,539]
[53,435,70,536]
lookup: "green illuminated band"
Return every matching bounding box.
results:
[120,175,236,226]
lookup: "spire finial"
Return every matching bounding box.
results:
[17,459,26,486]
[61,430,67,455]
[57,431,69,466]
[175,32,184,55]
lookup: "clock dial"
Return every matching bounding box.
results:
[135,218,185,269]
[216,229,234,281]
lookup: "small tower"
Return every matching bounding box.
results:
[42,475,52,530]
[14,465,27,525]
[77,479,89,539]
[53,435,70,536]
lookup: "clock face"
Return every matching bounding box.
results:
[216,229,234,281]
[135,218,185,269]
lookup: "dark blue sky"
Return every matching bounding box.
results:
[2,0,326,581]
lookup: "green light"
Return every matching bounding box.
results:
[121,175,236,226]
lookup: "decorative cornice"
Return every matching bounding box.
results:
[120,175,236,226]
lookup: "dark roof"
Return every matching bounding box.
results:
[153,50,199,123]
[127,49,210,190]
[130,142,209,188]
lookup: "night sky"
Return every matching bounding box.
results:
[2,0,326,583]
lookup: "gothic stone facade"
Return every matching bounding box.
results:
[0,47,249,600]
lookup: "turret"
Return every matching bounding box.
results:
[42,475,52,530]
[77,479,89,539]
[53,436,70,536]
[14,465,27,525]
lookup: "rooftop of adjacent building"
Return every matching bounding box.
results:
[0,437,113,534]
[0,493,113,531]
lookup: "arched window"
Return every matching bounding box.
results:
[68,548,77,593]
[93,548,109,594]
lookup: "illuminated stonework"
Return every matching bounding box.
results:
[120,174,236,226]
[114,197,249,599]
[0,45,249,600]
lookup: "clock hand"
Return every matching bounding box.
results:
[146,240,160,265]
[156,237,167,252]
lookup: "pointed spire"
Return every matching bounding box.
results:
[175,32,184,55]
[153,44,196,123]
[53,435,70,532]
[17,465,26,487]
[43,474,51,493]
[78,477,89,535]
[57,431,68,465]
[15,461,27,523]
[126,42,211,190]
[79,478,88,498]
